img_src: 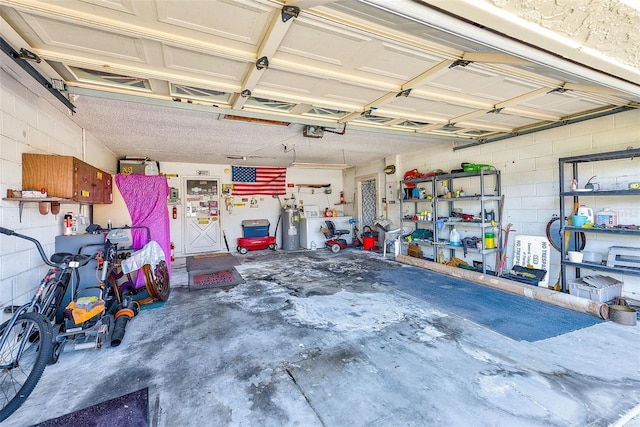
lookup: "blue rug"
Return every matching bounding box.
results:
[371,267,602,342]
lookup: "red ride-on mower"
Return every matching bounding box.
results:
[322,219,363,253]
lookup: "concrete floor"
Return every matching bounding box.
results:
[6,249,640,426]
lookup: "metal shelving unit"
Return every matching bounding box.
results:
[558,148,640,290]
[399,175,436,260]
[400,169,501,273]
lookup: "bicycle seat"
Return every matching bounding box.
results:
[50,252,92,266]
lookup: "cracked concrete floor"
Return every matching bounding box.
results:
[5,249,640,426]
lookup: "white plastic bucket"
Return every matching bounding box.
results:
[568,251,583,262]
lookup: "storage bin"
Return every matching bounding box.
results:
[242,219,270,237]
[568,277,622,303]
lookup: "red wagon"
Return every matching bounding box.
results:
[236,235,277,254]
[236,219,277,254]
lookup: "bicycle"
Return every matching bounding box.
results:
[0,225,167,421]
[0,226,97,421]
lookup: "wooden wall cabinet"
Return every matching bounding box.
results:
[22,154,112,204]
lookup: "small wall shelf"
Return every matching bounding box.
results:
[3,197,74,222]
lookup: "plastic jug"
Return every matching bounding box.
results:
[449,228,461,246]
[577,205,594,224]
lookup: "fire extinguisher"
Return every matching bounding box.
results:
[170,242,175,262]
[172,206,177,219]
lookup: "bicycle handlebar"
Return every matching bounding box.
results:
[0,227,15,236]
[0,227,56,267]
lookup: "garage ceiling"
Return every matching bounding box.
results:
[1,0,639,167]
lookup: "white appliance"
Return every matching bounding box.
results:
[302,205,320,218]
[300,216,352,250]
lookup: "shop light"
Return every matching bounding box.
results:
[291,162,350,169]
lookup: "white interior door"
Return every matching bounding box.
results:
[184,178,221,254]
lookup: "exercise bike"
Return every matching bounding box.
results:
[322,218,363,253]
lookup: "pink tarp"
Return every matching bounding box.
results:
[115,174,170,288]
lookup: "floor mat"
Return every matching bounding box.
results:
[186,253,239,272]
[34,388,148,427]
[189,268,245,290]
[372,266,602,342]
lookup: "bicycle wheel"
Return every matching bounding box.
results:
[143,260,170,302]
[0,312,53,422]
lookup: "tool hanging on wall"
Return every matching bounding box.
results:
[225,195,234,214]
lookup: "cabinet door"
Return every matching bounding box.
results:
[22,153,74,198]
[100,171,113,203]
[74,159,97,203]
[22,153,112,204]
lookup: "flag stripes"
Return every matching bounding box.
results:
[231,166,286,196]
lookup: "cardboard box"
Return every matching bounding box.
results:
[119,158,159,175]
[407,244,423,258]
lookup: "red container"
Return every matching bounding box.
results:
[362,236,376,251]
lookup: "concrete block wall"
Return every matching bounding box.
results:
[391,108,640,299]
[0,58,116,322]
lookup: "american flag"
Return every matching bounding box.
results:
[231,166,287,196]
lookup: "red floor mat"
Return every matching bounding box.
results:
[189,268,245,290]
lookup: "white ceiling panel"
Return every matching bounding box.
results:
[1,0,638,166]
[162,44,249,82]
[522,93,609,114]
[155,0,272,44]
[470,113,542,128]
[279,20,373,67]
[78,0,137,15]
[21,14,145,62]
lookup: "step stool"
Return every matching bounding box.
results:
[607,246,640,269]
